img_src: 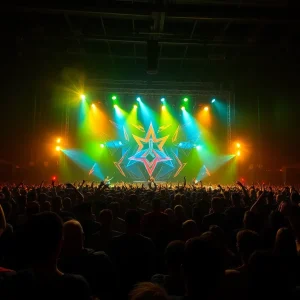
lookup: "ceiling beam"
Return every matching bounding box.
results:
[18,33,297,49]
[172,0,288,8]
[16,6,297,24]
[165,15,298,24]
[16,6,152,20]
[75,35,289,48]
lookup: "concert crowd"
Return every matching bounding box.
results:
[0,179,300,300]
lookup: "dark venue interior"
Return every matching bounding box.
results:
[1,1,300,300]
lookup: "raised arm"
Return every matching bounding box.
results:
[236,181,251,204]
[250,191,267,214]
[69,183,84,203]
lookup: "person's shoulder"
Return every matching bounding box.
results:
[139,234,155,245]
[144,211,152,217]
[138,208,147,215]
[160,212,169,218]
[111,233,126,242]
[62,273,87,283]
[202,213,211,220]
[61,274,90,299]
[111,230,122,237]
[61,273,90,290]
[86,248,109,259]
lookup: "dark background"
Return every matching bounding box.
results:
[3,1,300,172]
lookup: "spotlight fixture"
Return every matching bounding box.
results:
[80,95,86,101]
[113,104,118,108]
[211,99,216,103]
[183,97,188,102]
[56,138,61,144]
[181,106,185,110]
[100,144,105,148]
[136,97,141,102]
[204,106,209,111]
[55,146,61,151]
[196,145,202,150]
[133,104,138,109]
[237,150,241,156]
[112,95,117,101]
[236,143,241,148]
[91,103,96,108]
[160,97,165,102]
[162,105,166,110]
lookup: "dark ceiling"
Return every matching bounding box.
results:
[14,0,300,79]
[3,0,299,166]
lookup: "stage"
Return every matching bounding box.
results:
[52,85,238,184]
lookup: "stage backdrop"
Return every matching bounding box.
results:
[61,95,233,183]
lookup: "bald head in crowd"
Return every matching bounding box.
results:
[62,220,84,255]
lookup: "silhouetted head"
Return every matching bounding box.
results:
[52,196,62,214]
[274,227,297,258]
[164,208,175,223]
[183,232,225,297]
[62,197,72,212]
[165,240,185,273]
[108,202,120,218]
[99,209,113,229]
[211,197,224,213]
[26,212,63,264]
[41,201,51,212]
[209,225,226,248]
[248,251,282,295]
[174,205,185,221]
[129,194,139,208]
[63,219,84,254]
[182,220,199,241]
[129,282,168,300]
[236,229,260,264]
[26,201,40,218]
[231,193,241,207]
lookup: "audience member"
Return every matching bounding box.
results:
[236,229,260,273]
[183,233,225,300]
[108,201,125,232]
[151,240,185,296]
[129,282,169,300]
[89,209,121,252]
[1,212,91,300]
[59,220,115,300]
[202,197,226,231]
[0,180,299,300]
[110,209,156,298]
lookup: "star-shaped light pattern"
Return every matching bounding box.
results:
[113,149,129,177]
[132,123,169,153]
[172,150,187,177]
[172,126,180,142]
[129,123,172,176]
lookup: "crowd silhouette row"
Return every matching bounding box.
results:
[0,179,300,300]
